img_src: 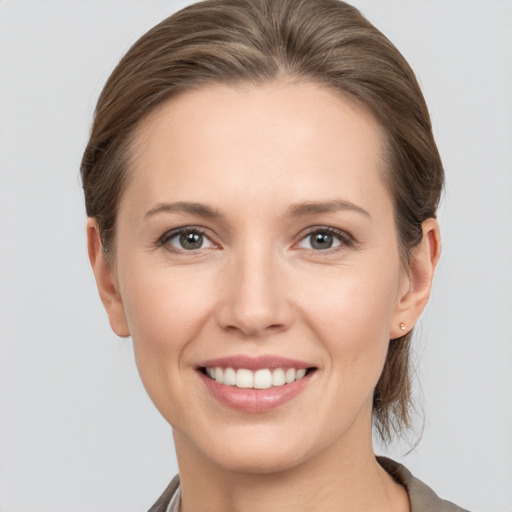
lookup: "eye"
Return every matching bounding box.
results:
[297,228,350,251]
[160,228,215,252]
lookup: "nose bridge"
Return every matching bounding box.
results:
[216,236,291,336]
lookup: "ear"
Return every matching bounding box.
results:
[390,218,441,339]
[86,218,130,338]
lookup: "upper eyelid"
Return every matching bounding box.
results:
[159,226,210,242]
[295,226,355,244]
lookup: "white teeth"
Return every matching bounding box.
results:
[205,366,309,388]
[271,368,286,387]
[236,368,254,388]
[285,368,296,384]
[254,369,272,389]
[223,367,236,386]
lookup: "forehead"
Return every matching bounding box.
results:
[123,81,390,217]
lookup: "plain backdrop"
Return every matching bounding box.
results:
[1,1,511,511]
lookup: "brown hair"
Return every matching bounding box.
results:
[81,0,444,443]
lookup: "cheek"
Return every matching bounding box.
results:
[295,262,400,380]
[116,262,223,427]
[124,267,215,340]
[117,261,217,386]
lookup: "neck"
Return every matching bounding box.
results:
[173,426,409,512]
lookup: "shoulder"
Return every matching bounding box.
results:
[147,474,180,512]
[377,456,471,512]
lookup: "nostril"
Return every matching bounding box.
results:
[219,318,288,337]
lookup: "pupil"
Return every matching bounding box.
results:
[180,232,203,250]
[312,232,333,250]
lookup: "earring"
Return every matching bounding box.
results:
[400,322,406,332]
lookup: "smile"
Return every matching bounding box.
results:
[198,356,317,413]
[203,367,309,389]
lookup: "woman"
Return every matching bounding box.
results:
[81,0,468,510]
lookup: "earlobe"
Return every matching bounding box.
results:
[390,218,441,339]
[86,219,130,338]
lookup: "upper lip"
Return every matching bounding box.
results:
[198,355,315,370]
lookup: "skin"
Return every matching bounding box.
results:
[88,82,440,512]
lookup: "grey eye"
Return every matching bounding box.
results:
[298,231,342,250]
[179,232,204,250]
[311,232,334,250]
[166,230,214,251]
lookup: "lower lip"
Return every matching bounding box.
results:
[199,371,314,413]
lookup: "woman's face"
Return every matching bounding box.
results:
[105,82,411,473]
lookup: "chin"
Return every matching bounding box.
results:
[210,442,308,475]
[175,423,315,475]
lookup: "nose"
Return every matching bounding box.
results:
[215,243,293,338]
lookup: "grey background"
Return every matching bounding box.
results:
[0,1,511,511]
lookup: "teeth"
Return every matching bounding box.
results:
[223,367,236,386]
[271,368,286,386]
[236,369,253,388]
[296,368,306,380]
[253,369,272,389]
[285,368,296,384]
[205,367,309,389]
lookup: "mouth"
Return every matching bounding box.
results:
[197,356,318,413]
[199,366,316,389]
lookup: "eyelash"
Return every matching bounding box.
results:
[157,226,355,254]
[158,227,214,253]
[296,226,355,253]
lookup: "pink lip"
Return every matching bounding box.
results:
[198,355,312,370]
[200,374,313,413]
[197,355,317,413]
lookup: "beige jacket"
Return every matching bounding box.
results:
[148,457,470,512]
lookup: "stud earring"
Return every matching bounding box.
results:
[400,322,406,332]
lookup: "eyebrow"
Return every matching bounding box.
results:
[144,199,370,220]
[144,201,224,219]
[288,199,371,218]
